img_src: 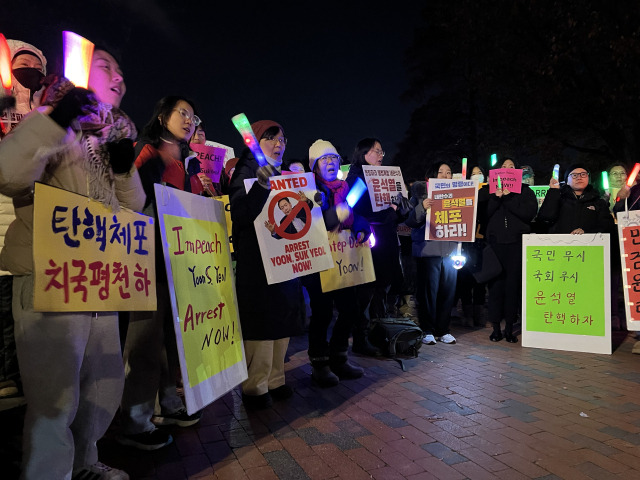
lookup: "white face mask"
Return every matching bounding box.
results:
[471,173,484,183]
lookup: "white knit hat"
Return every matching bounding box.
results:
[309,139,339,172]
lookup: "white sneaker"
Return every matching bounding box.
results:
[437,334,456,344]
[422,334,436,345]
[73,462,130,480]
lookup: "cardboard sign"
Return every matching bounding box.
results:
[255,173,334,284]
[33,183,156,311]
[362,165,409,212]
[522,234,611,354]
[489,168,523,194]
[616,210,640,331]
[320,229,376,292]
[155,185,246,414]
[213,195,233,253]
[530,185,550,209]
[426,179,478,242]
[189,143,225,183]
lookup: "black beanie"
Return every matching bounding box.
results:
[564,163,590,182]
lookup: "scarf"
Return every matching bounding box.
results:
[318,177,353,228]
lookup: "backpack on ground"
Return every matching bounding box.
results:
[369,318,423,371]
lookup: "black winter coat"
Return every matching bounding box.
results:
[485,184,538,244]
[228,149,305,340]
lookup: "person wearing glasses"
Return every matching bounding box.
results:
[229,120,305,410]
[537,164,614,235]
[118,96,203,451]
[345,138,409,356]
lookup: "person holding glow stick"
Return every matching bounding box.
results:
[0,46,144,480]
[405,160,459,345]
[302,140,370,387]
[229,120,305,410]
[485,158,537,343]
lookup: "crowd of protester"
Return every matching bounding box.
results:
[0,37,637,480]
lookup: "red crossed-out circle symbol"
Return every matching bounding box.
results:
[268,191,312,241]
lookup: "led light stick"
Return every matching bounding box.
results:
[490,153,497,166]
[627,163,640,188]
[497,175,502,189]
[552,164,560,181]
[63,31,94,88]
[451,242,466,270]
[0,34,11,95]
[461,157,468,178]
[231,113,266,167]
[602,171,609,195]
[346,177,367,208]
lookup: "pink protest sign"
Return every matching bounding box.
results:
[489,168,523,194]
[189,144,226,183]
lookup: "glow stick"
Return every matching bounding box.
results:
[602,171,609,194]
[490,153,497,166]
[451,242,466,270]
[63,31,94,88]
[627,163,640,187]
[368,232,376,248]
[346,177,367,208]
[231,113,266,167]
[552,164,560,181]
[461,157,467,178]
[0,34,11,94]
[497,175,502,189]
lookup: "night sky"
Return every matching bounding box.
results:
[2,0,424,163]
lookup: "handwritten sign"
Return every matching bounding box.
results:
[255,173,333,284]
[213,195,233,253]
[362,165,408,212]
[426,179,478,242]
[33,182,156,311]
[616,210,640,331]
[489,168,523,194]
[530,185,549,209]
[522,234,611,354]
[320,229,376,292]
[190,143,225,183]
[155,184,246,414]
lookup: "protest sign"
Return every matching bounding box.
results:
[33,182,155,311]
[362,165,408,212]
[616,210,640,331]
[320,230,376,292]
[206,140,235,164]
[489,168,523,194]
[530,185,550,209]
[155,185,246,413]
[213,195,233,253]
[255,172,334,284]
[522,234,611,354]
[426,179,478,242]
[189,143,225,183]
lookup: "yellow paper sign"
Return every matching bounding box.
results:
[320,229,376,292]
[163,214,242,387]
[213,195,233,253]
[33,183,156,311]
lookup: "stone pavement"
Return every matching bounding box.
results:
[3,325,640,479]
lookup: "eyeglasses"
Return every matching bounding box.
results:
[264,135,287,145]
[173,108,201,126]
[318,154,341,165]
[369,148,385,157]
[610,171,626,177]
[569,172,589,179]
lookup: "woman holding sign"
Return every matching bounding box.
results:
[304,140,370,387]
[485,159,538,343]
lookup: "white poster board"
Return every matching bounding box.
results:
[522,234,611,354]
[154,184,247,414]
[616,209,640,331]
[362,165,408,212]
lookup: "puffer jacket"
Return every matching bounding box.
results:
[0,111,145,274]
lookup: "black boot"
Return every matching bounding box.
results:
[489,323,503,342]
[351,332,382,357]
[504,323,518,343]
[311,359,339,388]
[330,353,364,380]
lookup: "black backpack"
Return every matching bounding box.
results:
[369,318,423,371]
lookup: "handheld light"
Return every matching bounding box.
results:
[552,164,560,181]
[451,242,466,270]
[0,34,11,94]
[461,157,468,178]
[627,163,640,188]
[490,153,497,167]
[497,175,502,189]
[63,31,94,88]
[602,171,609,194]
[231,113,266,167]
[346,177,367,208]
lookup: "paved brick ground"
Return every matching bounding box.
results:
[3,323,640,479]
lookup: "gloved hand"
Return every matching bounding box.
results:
[314,191,325,206]
[107,138,135,174]
[335,202,351,223]
[256,165,278,189]
[45,78,97,129]
[392,192,412,217]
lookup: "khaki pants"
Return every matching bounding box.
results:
[242,338,289,395]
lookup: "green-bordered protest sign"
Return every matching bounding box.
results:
[522,234,611,354]
[530,185,549,209]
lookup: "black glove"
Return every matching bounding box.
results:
[49,87,97,129]
[256,165,278,189]
[392,192,412,217]
[107,138,135,174]
[314,191,325,206]
[0,96,16,116]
